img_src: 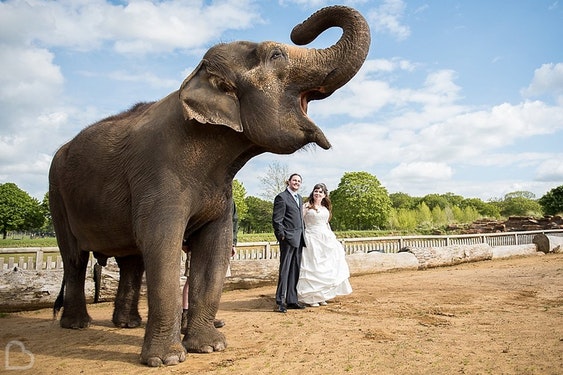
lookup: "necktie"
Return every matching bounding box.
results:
[294,194,300,205]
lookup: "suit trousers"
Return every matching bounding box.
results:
[275,241,302,305]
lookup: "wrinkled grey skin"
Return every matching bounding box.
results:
[49,5,370,367]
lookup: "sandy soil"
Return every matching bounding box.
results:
[2,253,562,374]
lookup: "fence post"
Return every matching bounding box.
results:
[35,249,44,271]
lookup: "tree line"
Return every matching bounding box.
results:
[1,173,562,238]
[234,170,562,234]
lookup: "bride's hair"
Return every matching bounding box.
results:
[306,183,332,220]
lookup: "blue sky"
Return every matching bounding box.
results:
[1,0,562,202]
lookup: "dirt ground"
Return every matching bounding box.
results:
[2,253,562,374]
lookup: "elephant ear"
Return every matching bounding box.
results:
[179,61,243,132]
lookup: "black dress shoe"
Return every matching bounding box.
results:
[286,303,306,309]
[274,304,287,313]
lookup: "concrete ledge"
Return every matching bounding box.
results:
[492,244,540,259]
[346,252,419,275]
[400,243,493,269]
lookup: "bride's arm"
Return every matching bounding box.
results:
[302,202,308,218]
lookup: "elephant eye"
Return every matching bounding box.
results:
[270,49,284,61]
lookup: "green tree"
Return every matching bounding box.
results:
[452,205,480,223]
[505,191,536,200]
[388,208,417,231]
[389,192,416,210]
[40,192,53,233]
[0,182,45,239]
[421,194,449,210]
[232,179,248,222]
[241,196,273,233]
[499,191,543,217]
[431,205,447,225]
[461,198,500,218]
[538,185,563,215]
[442,192,464,208]
[330,172,392,230]
[415,202,432,230]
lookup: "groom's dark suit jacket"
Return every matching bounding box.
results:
[272,189,305,248]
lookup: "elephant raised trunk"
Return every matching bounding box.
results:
[290,5,371,100]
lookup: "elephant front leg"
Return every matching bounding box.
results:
[140,244,186,367]
[182,223,230,353]
[113,255,144,328]
[183,308,227,354]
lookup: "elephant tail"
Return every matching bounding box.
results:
[53,277,65,319]
[93,262,103,303]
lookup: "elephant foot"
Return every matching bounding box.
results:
[112,310,142,328]
[60,312,92,329]
[183,328,227,353]
[141,340,186,367]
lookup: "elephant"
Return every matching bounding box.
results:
[49,5,370,367]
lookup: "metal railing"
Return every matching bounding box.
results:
[1,229,562,271]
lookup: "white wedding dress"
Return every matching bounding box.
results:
[297,205,352,304]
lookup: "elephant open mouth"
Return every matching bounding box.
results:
[300,87,329,115]
[300,91,311,115]
[297,89,332,150]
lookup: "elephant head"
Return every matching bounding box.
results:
[180,5,370,154]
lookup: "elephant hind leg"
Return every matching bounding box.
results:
[53,276,65,318]
[50,186,92,329]
[59,249,92,329]
[113,255,145,328]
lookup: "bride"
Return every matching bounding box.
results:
[297,183,352,306]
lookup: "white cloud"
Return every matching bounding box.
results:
[521,63,563,102]
[368,0,410,41]
[0,0,262,54]
[312,60,563,167]
[535,158,563,182]
[389,162,453,182]
[0,45,64,131]
[105,70,179,89]
[300,60,563,202]
[311,62,465,131]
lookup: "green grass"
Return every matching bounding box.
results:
[0,236,58,248]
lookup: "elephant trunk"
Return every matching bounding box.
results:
[290,5,371,100]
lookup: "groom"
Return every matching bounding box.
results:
[272,173,307,313]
